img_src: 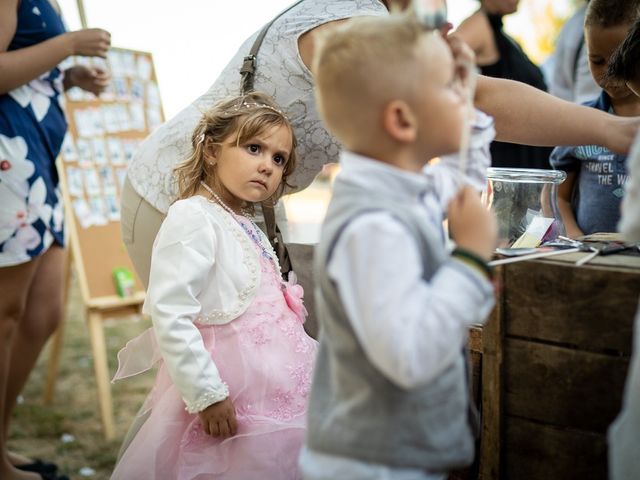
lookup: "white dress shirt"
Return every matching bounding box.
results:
[609,130,640,479]
[619,132,640,240]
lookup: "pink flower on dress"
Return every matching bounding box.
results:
[282,272,307,324]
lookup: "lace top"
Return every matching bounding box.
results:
[127,0,387,213]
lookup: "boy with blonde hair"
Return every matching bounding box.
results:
[300,14,497,480]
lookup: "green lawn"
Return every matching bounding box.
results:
[9,272,153,480]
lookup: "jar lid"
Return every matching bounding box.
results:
[486,167,567,184]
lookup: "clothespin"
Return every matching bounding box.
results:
[575,245,600,266]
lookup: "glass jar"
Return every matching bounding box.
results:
[483,168,567,248]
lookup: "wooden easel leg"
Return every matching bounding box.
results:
[42,325,65,404]
[43,248,72,404]
[87,308,115,440]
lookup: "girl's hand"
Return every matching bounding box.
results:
[565,225,585,240]
[556,171,583,239]
[448,186,497,261]
[198,397,238,438]
[64,65,110,95]
[64,28,111,58]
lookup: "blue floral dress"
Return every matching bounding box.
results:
[0,0,67,267]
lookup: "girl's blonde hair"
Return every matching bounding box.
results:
[173,91,298,209]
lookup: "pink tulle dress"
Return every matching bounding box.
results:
[111,217,317,480]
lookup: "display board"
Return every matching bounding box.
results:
[57,47,164,302]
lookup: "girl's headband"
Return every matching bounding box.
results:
[196,101,288,146]
[226,101,286,117]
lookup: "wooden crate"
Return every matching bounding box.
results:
[480,257,639,480]
[450,326,484,480]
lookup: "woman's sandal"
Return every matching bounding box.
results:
[39,473,69,480]
[16,459,58,475]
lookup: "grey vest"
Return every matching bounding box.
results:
[307,177,479,472]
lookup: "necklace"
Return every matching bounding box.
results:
[199,181,281,273]
[200,181,240,216]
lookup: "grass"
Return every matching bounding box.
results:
[9,272,154,480]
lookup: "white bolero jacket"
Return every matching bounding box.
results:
[124,196,271,413]
[144,196,268,325]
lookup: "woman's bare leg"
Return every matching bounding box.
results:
[4,245,66,427]
[0,256,43,480]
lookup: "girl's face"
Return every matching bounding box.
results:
[482,0,520,15]
[209,124,292,212]
[586,23,634,100]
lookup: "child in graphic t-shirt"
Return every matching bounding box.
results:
[550,0,640,237]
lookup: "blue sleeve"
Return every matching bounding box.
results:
[550,145,580,172]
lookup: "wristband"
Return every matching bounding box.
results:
[452,247,494,280]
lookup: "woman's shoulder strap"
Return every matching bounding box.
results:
[240,0,306,94]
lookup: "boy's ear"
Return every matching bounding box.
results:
[382,100,417,143]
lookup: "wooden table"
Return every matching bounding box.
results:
[288,240,639,480]
[478,250,640,480]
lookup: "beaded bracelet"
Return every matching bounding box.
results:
[452,247,494,280]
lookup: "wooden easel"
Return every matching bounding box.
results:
[38,2,163,441]
[42,266,144,441]
[43,166,145,440]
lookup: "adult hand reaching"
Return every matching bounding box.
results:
[604,116,640,155]
[64,28,111,58]
[63,65,111,95]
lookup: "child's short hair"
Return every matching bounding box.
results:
[585,0,640,28]
[607,18,640,81]
[173,91,297,204]
[312,14,426,143]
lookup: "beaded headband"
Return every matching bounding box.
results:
[226,101,286,117]
[196,101,288,146]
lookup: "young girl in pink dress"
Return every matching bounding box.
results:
[111,91,317,480]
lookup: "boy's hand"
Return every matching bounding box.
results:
[448,186,497,261]
[445,34,477,100]
[198,397,238,438]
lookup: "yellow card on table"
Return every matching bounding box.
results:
[511,216,555,249]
